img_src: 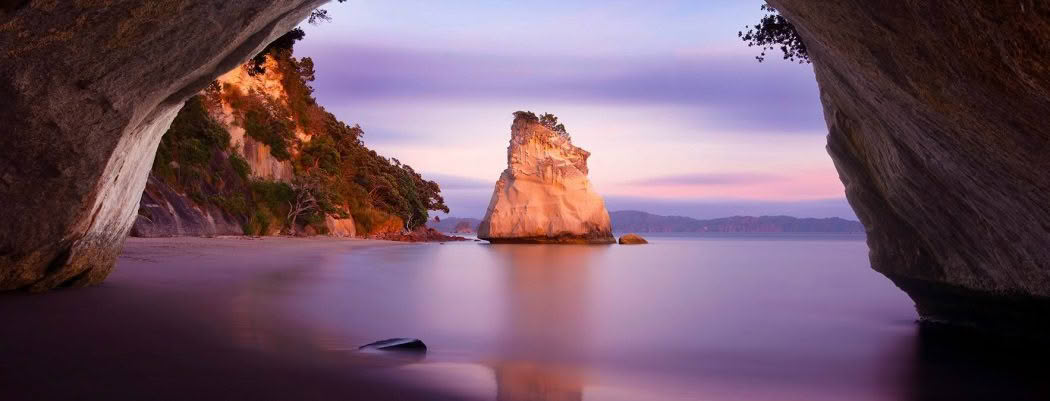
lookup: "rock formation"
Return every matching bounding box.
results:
[477,113,614,244]
[769,0,1050,334]
[427,217,481,233]
[130,176,243,237]
[0,0,326,291]
[453,220,476,234]
[618,234,648,245]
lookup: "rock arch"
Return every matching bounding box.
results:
[0,0,327,290]
[770,0,1050,333]
[2,1,1050,333]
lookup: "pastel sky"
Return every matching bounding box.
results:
[295,0,856,219]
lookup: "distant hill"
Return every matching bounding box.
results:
[610,210,864,233]
[428,217,482,233]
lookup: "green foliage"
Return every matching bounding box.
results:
[225,86,297,161]
[152,95,230,188]
[538,112,569,137]
[514,111,570,137]
[247,180,295,233]
[739,5,809,63]
[274,51,322,132]
[150,19,449,237]
[513,110,538,123]
[244,204,276,236]
[229,153,251,181]
[250,180,295,207]
[290,104,447,231]
[248,0,347,75]
[211,194,249,216]
[247,28,305,76]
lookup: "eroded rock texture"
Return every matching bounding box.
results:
[130,176,243,238]
[0,0,327,291]
[478,115,614,244]
[770,0,1050,333]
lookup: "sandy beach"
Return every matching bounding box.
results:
[0,237,463,401]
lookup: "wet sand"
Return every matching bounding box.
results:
[0,237,464,401]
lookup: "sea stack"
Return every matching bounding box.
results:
[478,112,614,244]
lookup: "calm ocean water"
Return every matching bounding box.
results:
[257,234,1050,400]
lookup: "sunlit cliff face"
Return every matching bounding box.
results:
[212,57,298,182]
[478,117,613,243]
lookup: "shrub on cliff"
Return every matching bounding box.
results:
[739,5,809,63]
[514,111,570,137]
[538,113,569,137]
[513,110,539,123]
[223,85,297,161]
[246,0,347,75]
[152,95,231,197]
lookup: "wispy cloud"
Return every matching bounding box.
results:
[425,173,493,190]
[626,172,781,187]
[301,44,824,133]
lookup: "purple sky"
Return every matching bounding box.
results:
[295,0,855,219]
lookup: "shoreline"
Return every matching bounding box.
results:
[0,236,465,401]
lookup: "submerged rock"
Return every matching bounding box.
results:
[618,234,648,245]
[359,338,427,353]
[477,113,614,244]
[769,1,1050,334]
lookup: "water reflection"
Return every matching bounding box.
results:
[485,244,605,400]
[495,362,582,401]
[221,238,1050,400]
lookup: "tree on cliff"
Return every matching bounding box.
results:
[739,5,809,63]
[248,0,347,75]
[514,111,570,137]
[538,113,569,137]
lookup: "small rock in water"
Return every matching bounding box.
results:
[618,234,648,245]
[359,338,427,353]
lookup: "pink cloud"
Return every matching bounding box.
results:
[609,169,844,201]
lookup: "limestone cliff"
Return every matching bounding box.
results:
[214,56,297,183]
[132,42,446,240]
[769,0,1050,334]
[130,55,312,238]
[478,113,614,244]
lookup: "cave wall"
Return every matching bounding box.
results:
[0,0,328,291]
[769,0,1050,331]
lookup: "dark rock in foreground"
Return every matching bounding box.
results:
[359,338,427,353]
[770,0,1050,334]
